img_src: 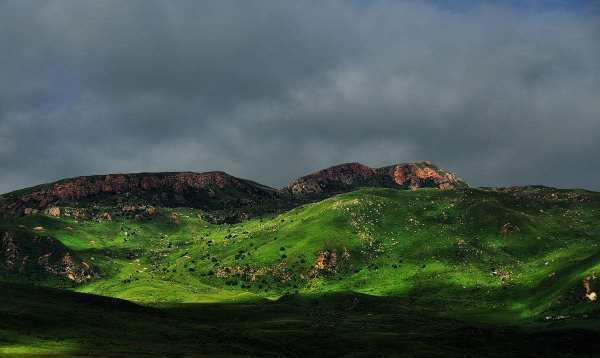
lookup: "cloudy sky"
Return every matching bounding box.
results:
[1,0,599,193]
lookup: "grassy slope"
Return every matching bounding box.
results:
[3,282,600,357]
[2,187,600,355]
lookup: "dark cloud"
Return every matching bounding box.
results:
[1,0,599,193]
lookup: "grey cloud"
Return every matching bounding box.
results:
[1,0,599,194]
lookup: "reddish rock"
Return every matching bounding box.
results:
[0,171,282,220]
[288,163,376,196]
[0,162,466,220]
[46,207,61,217]
[315,250,337,271]
[288,161,466,197]
[378,162,463,190]
[23,208,38,215]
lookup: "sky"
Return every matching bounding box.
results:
[1,0,599,193]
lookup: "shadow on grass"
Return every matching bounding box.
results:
[2,282,600,357]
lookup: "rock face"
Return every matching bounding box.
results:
[0,162,466,220]
[0,231,93,283]
[376,161,464,190]
[0,171,283,221]
[287,161,466,197]
[288,163,376,196]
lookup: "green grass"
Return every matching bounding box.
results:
[2,186,600,355]
[2,282,600,357]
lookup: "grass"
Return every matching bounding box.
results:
[2,282,600,357]
[2,186,600,355]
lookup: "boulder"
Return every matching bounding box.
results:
[23,208,39,215]
[500,223,520,235]
[45,207,61,217]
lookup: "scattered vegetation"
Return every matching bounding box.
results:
[2,186,600,355]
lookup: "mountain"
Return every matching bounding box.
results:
[1,230,93,283]
[2,162,600,356]
[0,161,465,221]
[287,161,466,197]
[0,171,286,223]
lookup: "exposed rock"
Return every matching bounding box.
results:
[583,276,597,302]
[32,226,44,232]
[288,163,375,196]
[312,248,351,276]
[45,206,61,217]
[0,231,93,283]
[23,208,38,215]
[99,212,112,221]
[0,162,465,222]
[0,171,282,223]
[288,161,466,197]
[500,223,520,235]
[71,208,88,220]
[122,205,138,213]
[315,250,337,271]
[378,162,463,190]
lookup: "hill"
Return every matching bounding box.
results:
[2,282,600,356]
[0,171,291,224]
[287,161,467,197]
[2,185,599,313]
[2,163,600,356]
[0,162,464,221]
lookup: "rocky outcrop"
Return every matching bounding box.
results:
[45,206,61,217]
[287,161,466,197]
[376,161,465,190]
[288,163,376,196]
[0,162,466,220]
[0,171,283,220]
[0,231,93,283]
[583,276,597,302]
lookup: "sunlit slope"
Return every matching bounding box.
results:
[3,186,600,320]
[0,282,279,357]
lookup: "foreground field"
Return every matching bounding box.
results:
[2,186,600,355]
[2,282,600,357]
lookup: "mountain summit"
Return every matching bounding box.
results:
[287,161,466,197]
[0,171,282,221]
[0,161,465,220]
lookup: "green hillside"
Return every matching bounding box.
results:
[2,186,600,355]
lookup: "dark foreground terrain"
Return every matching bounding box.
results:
[2,282,600,357]
[1,163,600,356]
